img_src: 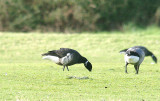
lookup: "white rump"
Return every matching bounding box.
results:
[125,55,139,64]
[42,55,59,63]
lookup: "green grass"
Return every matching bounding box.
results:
[0,31,160,101]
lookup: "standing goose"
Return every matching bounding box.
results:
[120,46,157,63]
[124,47,145,74]
[42,48,92,71]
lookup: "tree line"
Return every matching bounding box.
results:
[0,0,159,32]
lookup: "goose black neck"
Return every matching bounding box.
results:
[79,56,88,63]
[146,51,153,56]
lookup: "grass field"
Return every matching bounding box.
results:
[0,30,160,101]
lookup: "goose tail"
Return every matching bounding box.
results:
[119,49,128,54]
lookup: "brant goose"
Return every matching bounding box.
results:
[42,48,92,71]
[120,46,157,63]
[124,47,145,74]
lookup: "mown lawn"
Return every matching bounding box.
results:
[0,31,160,101]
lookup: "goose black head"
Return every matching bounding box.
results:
[84,61,92,72]
[152,55,157,63]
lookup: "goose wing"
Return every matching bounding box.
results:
[42,48,80,58]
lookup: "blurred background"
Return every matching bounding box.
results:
[0,0,160,33]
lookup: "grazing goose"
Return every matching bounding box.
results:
[42,48,92,71]
[124,47,145,74]
[120,46,157,63]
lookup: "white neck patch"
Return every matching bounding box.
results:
[85,61,89,66]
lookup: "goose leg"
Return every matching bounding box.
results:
[134,65,139,74]
[125,62,128,74]
[66,66,69,71]
[63,66,65,71]
[136,65,140,74]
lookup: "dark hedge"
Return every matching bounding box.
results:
[0,0,159,32]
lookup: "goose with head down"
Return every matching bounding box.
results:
[42,48,92,71]
[124,47,145,74]
[120,46,157,64]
